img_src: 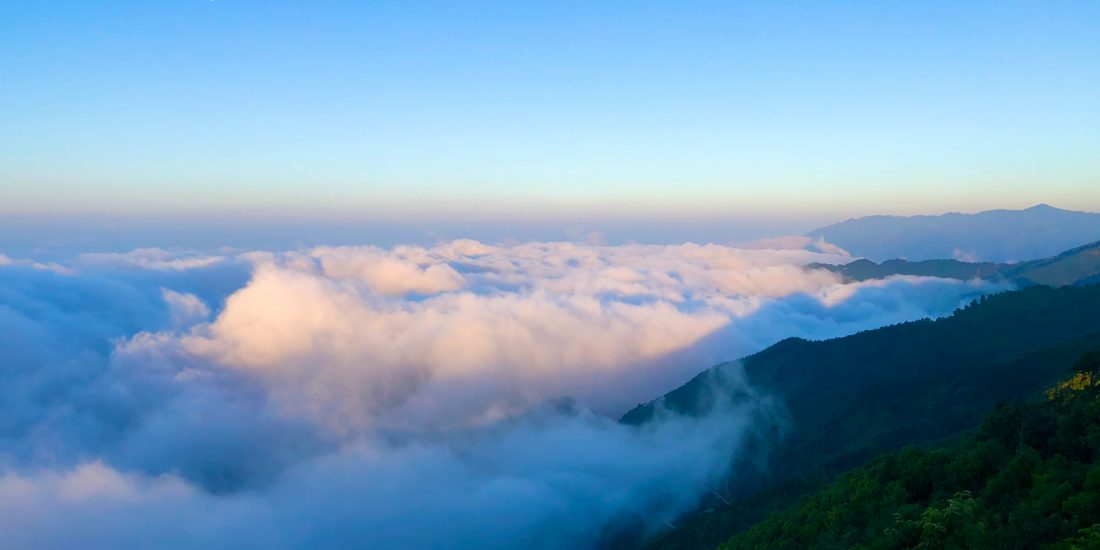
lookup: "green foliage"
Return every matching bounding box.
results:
[720,366,1100,549]
[1003,241,1100,288]
[634,284,1100,550]
[807,240,1100,288]
[808,258,1003,283]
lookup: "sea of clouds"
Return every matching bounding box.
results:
[0,238,1004,548]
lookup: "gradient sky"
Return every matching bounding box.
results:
[2,0,1099,222]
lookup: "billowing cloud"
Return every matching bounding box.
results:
[79,248,224,271]
[0,252,71,274]
[161,289,211,328]
[735,235,850,256]
[0,385,769,549]
[309,245,467,295]
[0,239,1005,548]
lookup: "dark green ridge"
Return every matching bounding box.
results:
[807,240,1100,287]
[624,284,1100,549]
[721,352,1100,550]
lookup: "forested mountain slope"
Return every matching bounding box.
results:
[809,240,1100,287]
[722,352,1100,550]
[625,284,1100,549]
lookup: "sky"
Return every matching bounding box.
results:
[2,1,1099,228]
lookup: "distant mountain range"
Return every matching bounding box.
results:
[624,277,1100,548]
[809,239,1100,288]
[808,204,1100,262]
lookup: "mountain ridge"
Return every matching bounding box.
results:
[808,205,1100,262]
[808,240,1100,288]
[625,283,1100,549]
[721,352,1100,549]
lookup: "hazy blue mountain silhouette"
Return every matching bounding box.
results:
[808,204,1100,262]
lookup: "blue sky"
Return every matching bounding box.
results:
[2,0,1098,222]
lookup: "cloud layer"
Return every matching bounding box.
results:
[0,240,1003,548]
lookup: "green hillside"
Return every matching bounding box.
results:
[806,258,1002,282]
[625,284,1100,549]
[722,352,1100,550]
[809,241,1100,287]
[1003,241,1100,288]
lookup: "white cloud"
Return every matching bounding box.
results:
[146,241,864,431]
[86,240,997,437]
[0,238,1007,548]
[310,245,467,295]
[161,289,211,328]
[79,248,224,271]
[735,235,851,257]
[0,252,72,273]
[0,371,771,549]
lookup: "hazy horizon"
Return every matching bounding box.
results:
[3,202,1097,260]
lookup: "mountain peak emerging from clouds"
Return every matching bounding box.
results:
[808,205,1100,262]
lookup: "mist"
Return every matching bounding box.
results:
[0,239,1005,548]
